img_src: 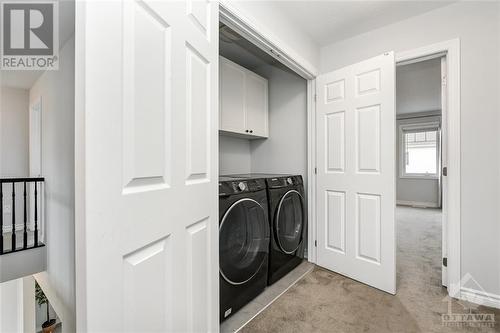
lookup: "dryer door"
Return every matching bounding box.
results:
[275,190,304,254]
[220,198,269,285]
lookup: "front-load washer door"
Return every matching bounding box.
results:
[220,198,269,285]
[275,190,304,254]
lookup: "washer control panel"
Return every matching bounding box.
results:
[219,178,266,196]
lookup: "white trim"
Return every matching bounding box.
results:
[17,277,23,332]
[396,200,439,208]
[396,38,461,298]
[218,1,317,80]
[22,276,36,333]
[461,288,500,310]
[29,96,43,178]
[398,121,441,180]
[396,51,446,67]
[74,0,87,331]
[0,79,2,176]
[307,79,317,263]
[439,55,447,284]
[396,110,441,120]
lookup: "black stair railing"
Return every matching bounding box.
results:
[0,177,45,254]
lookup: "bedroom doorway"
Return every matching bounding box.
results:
[396,53,448,290]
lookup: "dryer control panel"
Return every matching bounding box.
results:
[266,175,303,189]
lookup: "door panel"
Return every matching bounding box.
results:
[245,72,268,137]
[78,1,219,331]
[316,53,395,294]
[326,190,345,254]
[186,44,210,183]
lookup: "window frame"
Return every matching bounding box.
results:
[399,121,441,180]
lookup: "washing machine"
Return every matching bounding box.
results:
[226,174,306,285]
[218,176,270,322]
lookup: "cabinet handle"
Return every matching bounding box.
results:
[250,130,253,133]
[245,130,249,133]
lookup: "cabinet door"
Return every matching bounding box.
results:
[220,58,246,134]
[245,72,268,137]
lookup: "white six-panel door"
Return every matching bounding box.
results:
[77,0,218,331]
[316,53,396,294]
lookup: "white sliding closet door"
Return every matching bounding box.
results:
[316,53,396,294]
[76,0,219,331]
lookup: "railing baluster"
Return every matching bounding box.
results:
[0,178,44,254]
[0,183,3,254]
[23,182,27,249]
[34,181,38,246]
[11,182,16,251]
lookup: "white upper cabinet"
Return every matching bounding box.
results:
[219,56,268,138]
[220,57,246,133]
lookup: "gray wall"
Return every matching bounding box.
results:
[0,87,30,231]
[0,87,29,177]
[396,116,441,206]
[320,1,500,296]
[397,58,441,115]
[29,36,75,331]
[250,64,308,182]
[396,59,441,206]
[218,63,308,184]
[219,136,251,175]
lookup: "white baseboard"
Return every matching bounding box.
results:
[461,287,500,310]
[396,200,439,208]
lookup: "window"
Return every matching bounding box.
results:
[400,124,440,178]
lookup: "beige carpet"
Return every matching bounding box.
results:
[241,207,500,332]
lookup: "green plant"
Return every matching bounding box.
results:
[35,282,55,328]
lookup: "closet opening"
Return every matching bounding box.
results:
[217,22,311,332]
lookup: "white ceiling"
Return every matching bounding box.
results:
[1,0,74,90]
[273,1,456,46]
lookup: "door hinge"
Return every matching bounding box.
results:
[314,167,317,175]
[442,75,447,87]
[314,94,317,102]
[443,257,447,267]
[314,240,317,247]
[442,167,447,177]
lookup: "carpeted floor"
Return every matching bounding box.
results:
[241,206,500,332]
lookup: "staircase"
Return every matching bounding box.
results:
[1,178,46,282]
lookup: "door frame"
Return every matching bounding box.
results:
[309,39,460,297]
[396,39,461,298]
[218,1,318,265]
